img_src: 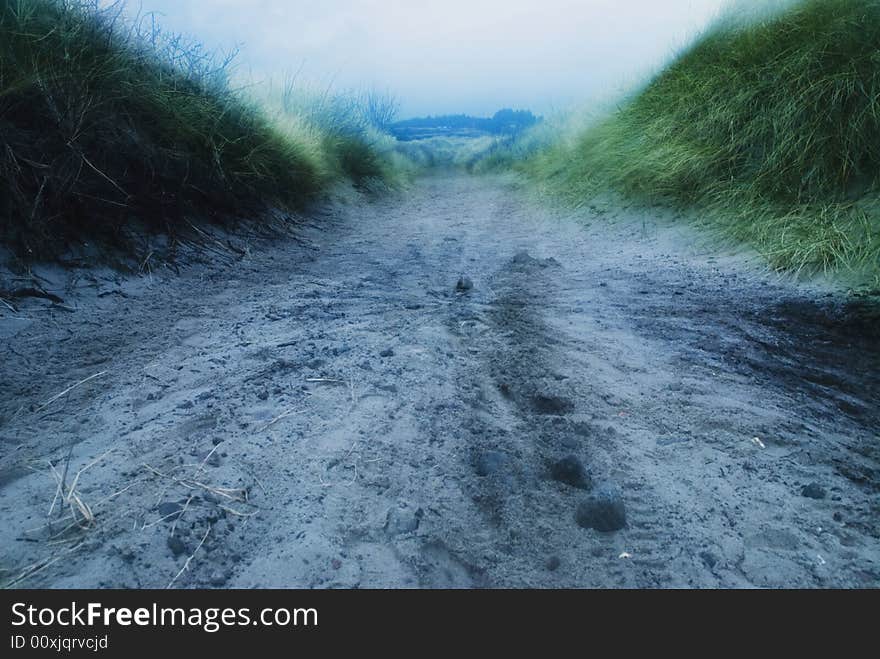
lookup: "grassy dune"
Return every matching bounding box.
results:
[0,0,397,261]
[493,0,880,287]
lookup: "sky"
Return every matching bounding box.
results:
[115,0,730,118]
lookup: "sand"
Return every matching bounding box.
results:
[1,173,877,588]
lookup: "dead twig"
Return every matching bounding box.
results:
[48,442,75,519]
[79,152,129,199]
[141,465,248,505]
[36,371,107,412]
[218,504,258,518]
[170,443,223,534]
[5,287,63,304]
[167,524,211,589]
[256,405,301,432]
[47,448,113,531]
[4,548,74,589]
[348,376,358,407]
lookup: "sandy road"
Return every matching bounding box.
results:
[1,173,878,588]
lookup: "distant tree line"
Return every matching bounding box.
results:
[391,109,541,140]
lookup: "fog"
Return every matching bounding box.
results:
[117,0,729,117]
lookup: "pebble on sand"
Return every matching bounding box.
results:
[531,394,574,415]
[575,485,627,532]
[512,250,535,266]
[167,535,187,557]
[699,550,718,569]
[209,570,230,586]
[801,482,827,499]
[474,450,508,477]
[455,277,473,293]
[550,455,591,490]
[385,504,423,536]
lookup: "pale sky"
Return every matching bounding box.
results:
[117,0,730,117]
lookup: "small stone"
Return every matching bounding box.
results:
[379,348,395,358]
[531,395,574,415]
[257,389,269,400]
[209,570,228,586]
[802,483,826,499]
[167,535,187,557]
[474,450,508,477]
[575,485,626,532]
[455,277,473,293]
[546,555,561,571]
[512,250,534,265]
[384,504,423,536]
[550,456,591,490]
[833,512,843,522]
[699,550,718,569]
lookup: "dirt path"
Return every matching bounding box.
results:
[1,173,878,588]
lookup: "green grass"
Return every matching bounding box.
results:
[265,80,406,189]
[393,135,500,170]
[0,0,400,261]
[490,0,880,288]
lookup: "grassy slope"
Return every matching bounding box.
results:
[0,0,396,262]
[512,0,880,287]
[262,82,410,189]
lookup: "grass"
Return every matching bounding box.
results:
[0,0,401,262]
[394,135,499,170]
[484,0,880,288]
[264,78,407,189]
